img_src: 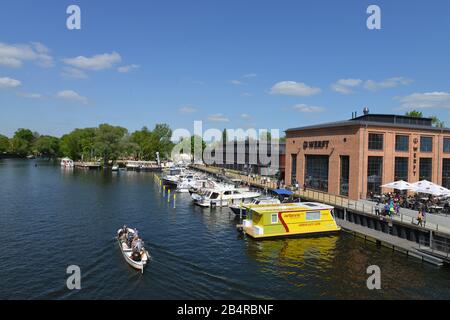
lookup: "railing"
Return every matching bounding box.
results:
[419,238,450,258]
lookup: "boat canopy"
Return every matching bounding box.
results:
[271,189,294,196]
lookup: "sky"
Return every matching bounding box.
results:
[1,0,450,138]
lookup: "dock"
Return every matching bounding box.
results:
[336,218,444,266]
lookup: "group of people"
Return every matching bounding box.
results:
[374,198,400,217]
[369,191,450,214]
[119,225,144,261]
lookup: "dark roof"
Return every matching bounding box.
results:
[271,189,294,196]
[286,114,450,133]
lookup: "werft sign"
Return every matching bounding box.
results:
[303,140,330,149]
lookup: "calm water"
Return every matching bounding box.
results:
[1,159,449,300]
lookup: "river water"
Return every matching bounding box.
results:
[0,159,449,300]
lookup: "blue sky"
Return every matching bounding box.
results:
[1,0,450,137]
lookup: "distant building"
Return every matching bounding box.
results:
[204,140,286,180]
[285,111,450,200]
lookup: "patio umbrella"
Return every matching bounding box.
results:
[381,180,416,191]
[411,180,450,196]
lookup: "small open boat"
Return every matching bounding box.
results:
[117,227,150,273]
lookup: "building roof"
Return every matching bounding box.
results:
[286,114,450,133]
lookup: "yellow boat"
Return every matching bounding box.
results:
[239,202,341,239]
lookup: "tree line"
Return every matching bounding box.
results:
[0,123,174,165]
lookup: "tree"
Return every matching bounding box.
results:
[151,123,173,159]
[34,135,61,157]
[0,134,10,153]
[94,124,128,165]
[10,128,35,156]
[406,110,445,128]
[405,110,423,118]
[60,128,97,160]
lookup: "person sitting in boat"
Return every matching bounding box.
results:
[131,239,143,261]
[118,225,128,238]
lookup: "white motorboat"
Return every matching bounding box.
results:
[60,157,74,168]
[229,197,281,217]
[117,227,150,273]
[112,164,119,171]
[193,186,261,207]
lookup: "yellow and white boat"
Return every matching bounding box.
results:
[238,202,340,239]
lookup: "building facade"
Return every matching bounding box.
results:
[285,113,450,200]
[205,140,286,179]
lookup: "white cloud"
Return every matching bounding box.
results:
[117,64,140,73]
[56,90,88,104]
[18,92,43,99]
[208,113,230,122]
[292,104,325,113]
[331,78,363,94]
[61,67,88,79]
[230,80,244,85]
[0,76,21,88]
[62,52,122,71]
[396,92,450,109]
[270,81,321,96]
[240,113,252,120]
[242,73,257,78]
[179,106,198,113]
[365,77,412,91]
[0,42,53,68]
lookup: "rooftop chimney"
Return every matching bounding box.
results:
[363,107,370,115]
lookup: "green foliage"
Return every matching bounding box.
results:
[6,122,176,162]
[34,136,61,157]
[405,110,445,128]
[10,128,36,156]
[0,134,10,153]
[405,110,423,118]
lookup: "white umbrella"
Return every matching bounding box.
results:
[381,180,416,191]
[411,180,450,196]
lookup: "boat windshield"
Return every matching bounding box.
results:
[210,192,219,199]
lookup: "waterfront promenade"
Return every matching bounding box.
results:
[191,165,450,236]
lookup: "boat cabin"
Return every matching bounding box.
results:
[241,202,340,239]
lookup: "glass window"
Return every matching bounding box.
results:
[395,135,409,152]
[340,156,350,196]
[444,138,450,153]
[367,156,383,195]
[442,159,450,189]
[271,214,278,224]
[306,211,321,221]
[420,136,433,152]
[305,155,329,192]
[394,157,409,181]
[368,133,384,150]
[419,158,432,181]
[291,154,297,185]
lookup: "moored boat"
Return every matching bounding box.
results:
[117,227,150,273]
[238,202,340,239]
[230,197,281,217]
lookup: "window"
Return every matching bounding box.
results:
[368,133,384,150]
[420,136,433,152]
[367,156,383,195]
[340,156,350,196]
[394,157,409,181]
[271,214,278,224]
[305,155,329,192]
[306,211,321,221]
[419,158,432,181]
[444,138,450,153]
[291,154,297,185]
[395,135,409,152]
[442,159,450,189]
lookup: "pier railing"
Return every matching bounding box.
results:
[191,165,450,236]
